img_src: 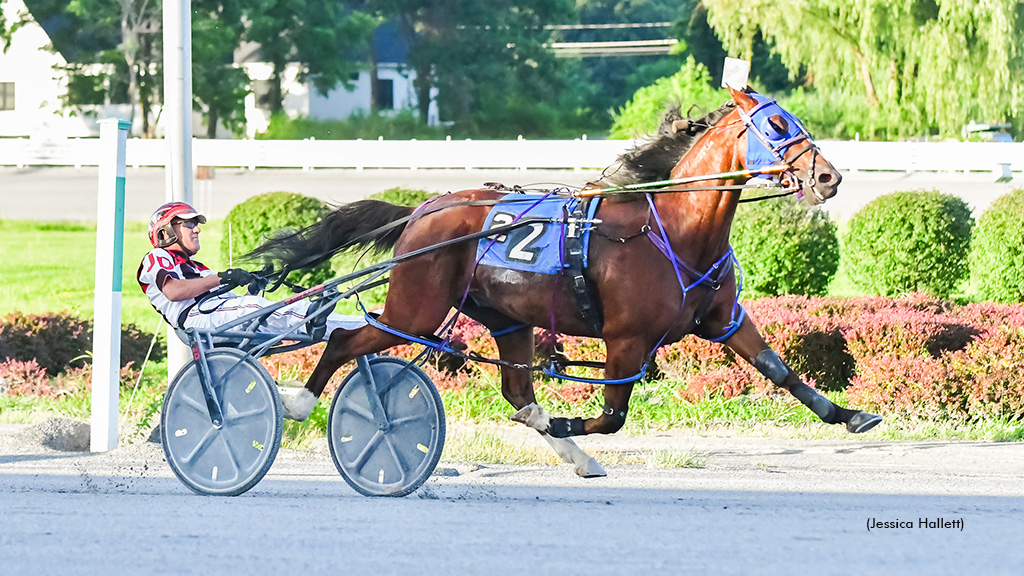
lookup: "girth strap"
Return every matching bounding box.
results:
[563,198,603,335]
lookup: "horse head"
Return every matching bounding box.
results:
[729,87,842,205]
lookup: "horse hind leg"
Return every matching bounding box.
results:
[723,320,882,433]
[485,323,607,478]
[511,335,650,478]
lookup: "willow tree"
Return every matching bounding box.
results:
[701,0,1023,139]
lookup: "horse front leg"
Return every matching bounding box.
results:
[499,328,607,478]
[721,318,882,434]
[532,336,644,438]
[511,335,647,478]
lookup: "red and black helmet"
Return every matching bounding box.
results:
[148,201,206,248]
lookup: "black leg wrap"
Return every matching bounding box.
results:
[548,417,585,438]
[753,349,789,385]
[602,404,627,432]
[790,382,838,423]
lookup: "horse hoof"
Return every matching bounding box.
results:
[846,411,883,434]
[575,457,607,478]
[511,403,551,432]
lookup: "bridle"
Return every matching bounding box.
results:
[734,95,830,204]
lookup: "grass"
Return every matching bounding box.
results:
[2,218,1023,468]
[0,219,228,330]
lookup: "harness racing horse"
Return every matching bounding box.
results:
[248,88,882,477]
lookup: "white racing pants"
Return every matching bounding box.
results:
[181,294,365,340]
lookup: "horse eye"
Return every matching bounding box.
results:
[766,115,789,136]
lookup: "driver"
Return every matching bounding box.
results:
[137,201,364,420]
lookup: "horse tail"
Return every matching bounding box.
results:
[243,200,414,271]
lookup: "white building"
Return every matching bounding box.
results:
[0,0,102,137]
[240,22,437,138]
[0,2,433,139]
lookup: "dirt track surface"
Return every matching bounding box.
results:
[2,422,1023,575]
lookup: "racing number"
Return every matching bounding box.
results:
[487,212,545,264]
[145,253,173,272]
[508,223,544,263]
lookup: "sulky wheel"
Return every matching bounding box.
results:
[328,356,445,497]
[161,348,282,496]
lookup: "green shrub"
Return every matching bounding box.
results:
[970,189,1024,303]
[731,197,839,297]
[256,110,449,140]
[222,192,331,287]
[842,191,973,298]
[369,187,438,207]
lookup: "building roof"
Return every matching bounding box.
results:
[372,22,409,65]
[23,0,119,63]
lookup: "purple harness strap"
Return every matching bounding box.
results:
[644,194,745,346]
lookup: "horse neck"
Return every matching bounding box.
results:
[654,115,746,268]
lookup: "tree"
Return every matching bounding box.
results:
[192,0,250,137]
[541,0,798,134]
[567,0,691,126]
[0,0,34,52]
[245,0,376,114]
[608,56,726,138]
[67,0,162,136]
[361,0,575,131]
[671,0,793,92]
[701,0,1024,139]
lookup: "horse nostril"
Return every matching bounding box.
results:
[818,173,832,183]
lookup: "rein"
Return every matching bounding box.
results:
[573,165,792,198]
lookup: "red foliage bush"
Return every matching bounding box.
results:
[0,359,144,399]
[746,296,856,390]
[953,327,1024,419]
[840,297,977,361]
[553,381,599,404]
[677,365,759,402]
[0,311,163,376]
[252,295,1024,421]
[259,342,352,397]
[834,297,1024,420]
[846,354,954,418]
[0,359,52,397]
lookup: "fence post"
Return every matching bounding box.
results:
[91,118,131,452]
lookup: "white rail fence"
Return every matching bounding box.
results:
[0,137,1019,173]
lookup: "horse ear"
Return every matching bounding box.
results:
[728,86,757,110]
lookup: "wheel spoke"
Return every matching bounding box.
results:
[177,391,211,416]
[389,411,432,427]
[216,430,244,476]
[345,429,384,471]
[180,426,218,464]
[339,397,376,423]
[382,434,409,484]
[227,404,271,422]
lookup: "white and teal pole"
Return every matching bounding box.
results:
[91,118,131,452]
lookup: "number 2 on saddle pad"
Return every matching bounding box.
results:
[476,195,593,275]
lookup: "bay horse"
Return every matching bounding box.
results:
[248,87,881,477]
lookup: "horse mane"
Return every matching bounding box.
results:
[598,101,736,195]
